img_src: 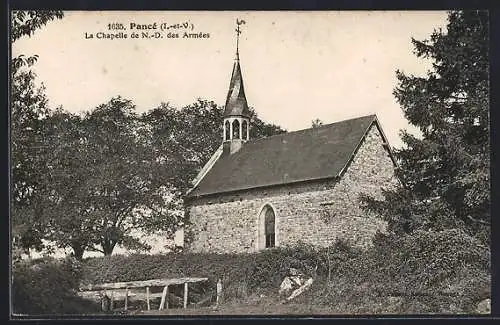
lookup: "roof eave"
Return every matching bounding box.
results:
[372,116,398,167]
[185,174,341,202]
[185,144,224,197]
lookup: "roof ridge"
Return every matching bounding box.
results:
[249,114,376,144]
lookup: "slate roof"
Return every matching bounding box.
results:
[187,114,393,198]
[223,58,251,118]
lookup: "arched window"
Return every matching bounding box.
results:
[242,120,248,140]
[225,120,230,141]
[232,119,240,139]
[264,208,275,248]
[257,204,276,249]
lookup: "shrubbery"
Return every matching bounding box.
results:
[81,244,324,303]
[307,229,490,314]
[12,256,101,315]
[14,228,489,314]
[80,228,490,314]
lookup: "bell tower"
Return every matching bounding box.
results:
[223,18,250,155]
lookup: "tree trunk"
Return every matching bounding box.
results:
[71,244,85,261]
[102,241,116,256]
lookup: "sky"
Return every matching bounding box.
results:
[12,11,449,149]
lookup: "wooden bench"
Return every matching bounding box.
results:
[79,277,209,311]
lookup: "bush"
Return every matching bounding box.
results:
[79,229,490,314]
[12,256,101,315]
[310,229,491,313]
[369,229,489,299]
[82,243,323,303]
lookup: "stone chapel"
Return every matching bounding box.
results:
[184,27,398,253]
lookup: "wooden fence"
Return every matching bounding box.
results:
[78,277,209,311]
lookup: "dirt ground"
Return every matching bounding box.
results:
[128,296,347,316]
[134,303,340,316]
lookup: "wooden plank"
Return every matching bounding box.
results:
[146,286,150,310]
[183,282,188,309]
[124,288,129,311]
[82,277,209,291]
[78,291,101,300]
[216,279,222,307]
[159,285,168,310]
[77,291,163,302]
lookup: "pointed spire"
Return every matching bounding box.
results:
[224,19,250,118]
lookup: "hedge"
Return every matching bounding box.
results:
[307,229,491,313]
[81,243,325,302]
[80,229,490,313]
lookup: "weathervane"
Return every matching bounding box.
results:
[235,18,246,60]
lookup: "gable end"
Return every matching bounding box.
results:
[337,117,397,180]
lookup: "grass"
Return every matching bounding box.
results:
[137,304,341,316]
[118,295,355,316]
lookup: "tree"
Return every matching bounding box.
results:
[39,109,97,259]
[142,99,286,195]
[311,118,323,128]
[11,11,64,43]
[248,107,287,140]
[142,100,224,194]
[43,97,181,257]
[11,11,64,256]
[11,68,51,254]
[361,11,489,243]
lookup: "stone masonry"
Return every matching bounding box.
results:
[185,123,399,253]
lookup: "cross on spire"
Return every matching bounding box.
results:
[235,18,246,60]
